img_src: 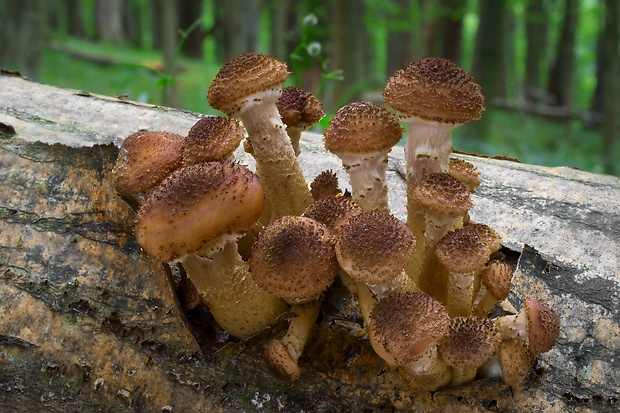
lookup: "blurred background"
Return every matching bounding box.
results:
[0,0,618,176]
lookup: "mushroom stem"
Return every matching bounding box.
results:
[475,290,502,317]
[495,311,529,341]
[281,301,321,362]
[286,126,304,157]
[399,346,452,391]
[353,278,377,328]
[181,242,288,339]
[237,94,313,219]
[445,272,476,317]
[336,149,391,211]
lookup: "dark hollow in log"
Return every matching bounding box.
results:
[1,73,619,412]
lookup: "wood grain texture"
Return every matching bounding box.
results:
[1,73,619,412]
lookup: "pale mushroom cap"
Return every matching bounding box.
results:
[302,196,363,232]
[113,130,184,199]
[183,116,245,164]
[481,261,514,300]
[437,316,501,369]
[369,292,450,365]
[524,297,561,354]
[323,101,404,153]
[335,211,416,285]
[449,158,481,191]
[277,86,325,129]
[498,338,534,388]
[135,162,264,262]
[207,53,290,117]
[436,228,491,275]
[412,173,473,217]
[310,170,341,201]
[264,339,301,381]
[249,216,338,304]
[383,57,485,124]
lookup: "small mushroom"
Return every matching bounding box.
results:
[497,338,535,389]
[310,170,342,201]
[134,161,287,339]
[448,157,481,193]
[112,130,185,211]
[495,297,561,356]
[324,101,404,212]
[276,86,325,156]
[474,261,514,317]
[182,116,245,164]
[369,292,452,391]
[207,53,313,220]
[437,316,501,386]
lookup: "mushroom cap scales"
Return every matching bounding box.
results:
[524,297,561,354]
[413,173,473,217]
[183,116,245,164]
[383,57,485,125]
[438,316,501,369]
[323,101,404,153]
[207,53,290,117]
[249,216,338,304]
[135,161,264,262]
[277,86,325,128]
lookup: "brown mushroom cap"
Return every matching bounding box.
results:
[413,173,473,217]
[310,170,341,201]
[335,211,416,285]
[302,196,363,232]
[449,158,481,192]
[249,216,338,304]
[498,338,534,388]
[524,297,561,354]
[369,292,450,365]
[264,339,302,380]
[437,316,501,369]
[207,53,290,117]
[323,101,404,153]
[277,86,325,129]
[462,223,502,254]
[135,161,264,262]
[113,130,184,204]
[182,116,245,164]
[436,228,491,275]
[480,261,514,300]
[383,57,485,125]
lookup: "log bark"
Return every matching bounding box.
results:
[1,73,619,412]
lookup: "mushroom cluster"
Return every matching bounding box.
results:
[112,53,560,392]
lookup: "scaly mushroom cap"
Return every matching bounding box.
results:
[436,228,491,275]
[523,297,561,354]
[382,57,485,125]
[449,158,480,192]
[249,216,338,304]
[135,161,264,262]
[412,173,472,217]
[462,222,502,254]
[369,292,450,365]
[182,116,245,164]
[438,316,501,369]
[310,170,341,201]
[498,338,534,388]
[323,101,404,153]
[335,211,416,285]
[207,53,290,117]
[302,196,363,232]
[277,86,325,129]
[264,339,302,380]
[480,261,514,300]
[113,130,184,204]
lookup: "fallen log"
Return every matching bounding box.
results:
[1,72,619,412]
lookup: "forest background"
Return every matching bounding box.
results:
[0,0,618,176]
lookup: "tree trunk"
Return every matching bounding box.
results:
[214,0,262,62]
[0,0,47,79]
[1,74,620,412]
[498,4,517,100]
[94,0,124,43]
[421,0,465,63]
[159,0,181,108]
[525,0,550,104]
[386,0,417,76]
[179,0,205,59]
[547,0,579,108]
[601,0,619,175]
[122,0,143,47]
[67,0,88,39]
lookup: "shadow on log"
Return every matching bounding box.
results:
[1,73,619,412]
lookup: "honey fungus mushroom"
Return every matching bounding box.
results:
[207,53,313,219]
[276,86,325,156]
[134,161,287,339]
[324,101,404,212]
[249,216,339,380]
[369,292,452,391]
[182,116,245,164]
[112,130,184,211]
